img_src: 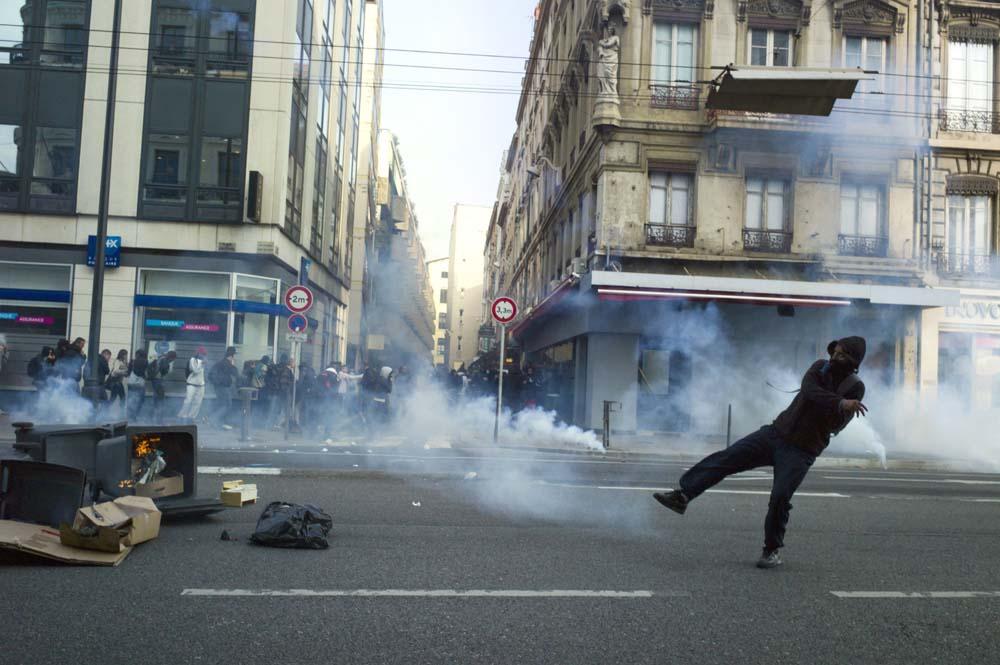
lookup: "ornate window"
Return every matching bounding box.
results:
[738,0,807,67]
[744,176,792,252]
[651,22,699,109]
[944,39,995,133]
[647,171,695,247]
[839,181,887,257]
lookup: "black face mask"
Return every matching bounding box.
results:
[831,355,854,372]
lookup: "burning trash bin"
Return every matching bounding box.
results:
[11,422,222,517]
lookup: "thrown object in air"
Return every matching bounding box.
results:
[249,502,332,549]
[707,66,870,116]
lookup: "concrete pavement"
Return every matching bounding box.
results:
[3,457,1000,664]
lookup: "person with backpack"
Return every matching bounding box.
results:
[253,355,271,427]
[653,337,869,570]
[178,346,207,423]
[148,350,176,424]
[126,349,148,421]
[209,347,240,431]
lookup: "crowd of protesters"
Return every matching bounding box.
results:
[19,338,568,439]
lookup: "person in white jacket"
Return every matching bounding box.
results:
[178,346,207,422]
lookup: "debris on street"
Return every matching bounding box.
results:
[249,502,332,549]
[220,480,258,507]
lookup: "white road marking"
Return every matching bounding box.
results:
[540,483,850,498]
[197,466,281,475]
[823,476,1000,485]
[832,591,1000,599]
[181,589,672,598]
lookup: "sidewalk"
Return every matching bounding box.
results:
[0,410,977,472]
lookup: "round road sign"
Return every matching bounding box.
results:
[284,285,314,313]
[491,297,518,324]
[288,314,309,333]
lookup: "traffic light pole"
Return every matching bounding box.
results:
[83,0,123,406]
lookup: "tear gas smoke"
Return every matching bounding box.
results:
[392,373,602,452]
[9,377,96,425]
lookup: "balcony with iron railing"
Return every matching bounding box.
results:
[743,229,792,253]
[939,107,1000,134]
[838,234,888,258]
[645,224,695,248]
[649,84,700,111]
[935,252,1000,281]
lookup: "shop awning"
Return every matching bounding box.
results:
[707,67,870,116]
[586,272,960,308]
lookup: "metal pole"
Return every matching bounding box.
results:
[83,0,123,406]
[286,340,298,441]
[726,403,733,447]
[603,401,611,450]
[493,325,506,444]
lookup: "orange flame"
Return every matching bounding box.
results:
[132,433,161,458]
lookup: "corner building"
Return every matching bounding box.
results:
[0,0,380,403]
[487,0,964,435]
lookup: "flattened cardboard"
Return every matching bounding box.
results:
[134,472,184,499]
[0,520,130,566]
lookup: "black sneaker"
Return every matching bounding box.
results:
[653,490,688,515]
[756,548,782,569]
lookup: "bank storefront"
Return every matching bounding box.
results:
[135,268,346,395]
[0,261,74,392]
[924,293,1000,410]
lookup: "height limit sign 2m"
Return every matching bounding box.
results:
[284,285,314,314]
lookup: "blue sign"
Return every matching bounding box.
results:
[288,314,308,333]
[146,319,184,328]
[87,235,121,267]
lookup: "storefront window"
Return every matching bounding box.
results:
[234,275,278,367]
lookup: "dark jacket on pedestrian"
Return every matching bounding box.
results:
[56,347,86,381]
[209,357,240,390]
[129,356,149,383]
[772,336,867,456]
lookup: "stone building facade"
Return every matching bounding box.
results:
[485,0,979,437]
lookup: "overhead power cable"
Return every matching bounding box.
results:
[0,20,990,85]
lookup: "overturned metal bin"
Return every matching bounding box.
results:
[11,422,223,518]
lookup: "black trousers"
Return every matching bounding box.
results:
[679,425,816,551]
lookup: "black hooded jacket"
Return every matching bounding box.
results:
[772,336,867,456]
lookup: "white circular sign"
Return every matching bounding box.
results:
[284,285,314,313]
[491,297,518,324]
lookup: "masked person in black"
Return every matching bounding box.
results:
[654,337,869,569]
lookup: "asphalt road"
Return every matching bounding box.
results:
[3,446,1000,665]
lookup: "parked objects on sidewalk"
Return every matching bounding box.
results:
[249,501,332,549]
[220,480,258,507]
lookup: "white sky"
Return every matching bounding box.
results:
[379,0,539,260]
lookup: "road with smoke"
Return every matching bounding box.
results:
[3,445,999,664]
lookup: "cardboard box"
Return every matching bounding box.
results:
[134,472,184,499]
[0,520,130,566]
[220,480,257,507]
[58,496,162,553]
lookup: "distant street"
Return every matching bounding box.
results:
[4,442,1000,665]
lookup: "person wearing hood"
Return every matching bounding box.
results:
[178,346,208,423]
[653,337,869,569]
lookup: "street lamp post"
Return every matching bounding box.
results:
[82,0,123,407]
